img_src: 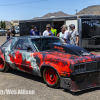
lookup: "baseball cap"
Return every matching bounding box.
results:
[71,24,75,27]
[62,25,67,28]
[46,24,51,28]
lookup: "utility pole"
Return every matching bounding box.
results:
[75,9,78,14]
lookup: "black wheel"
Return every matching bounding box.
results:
[43,67,60,88]
[0,57,9,72]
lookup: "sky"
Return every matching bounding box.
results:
[0,0,100,21]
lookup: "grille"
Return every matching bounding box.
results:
[86,62,97,71]
[74,65,79,73]
[80,64,85,72]
[91,62,97,70]
[74,61,100,74]
[86,63,91,71]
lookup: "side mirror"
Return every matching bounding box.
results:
[27,47,32,52]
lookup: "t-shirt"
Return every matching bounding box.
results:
[35,31,41,36]
[30,29,35,35]
[59,32,64,42]
[71,30,79,45]
[63,30,70,44]
[51,29,57,36]
[11,30,15,37]
[43,30,53,36]
[7,31,10,37]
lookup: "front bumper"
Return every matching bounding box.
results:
[60,71,100,92]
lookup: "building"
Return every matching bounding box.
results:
[11,20,19,27]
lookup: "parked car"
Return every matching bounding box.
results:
[15,28,19,34]
[0,28,7,35]
[0,36,100,92]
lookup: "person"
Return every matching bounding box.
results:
[11,27,16,37]
[57,28,65,42]
[30,25,35,36]
[62,25,70,44]
[70,24,79,46]
[7,29,11,40]
[43,24,53,36]
[51,25,57,36]
[34,27,41,36]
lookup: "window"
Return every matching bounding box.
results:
[2,38,14,47]
[15,39,32,51]
[31,38,62,51]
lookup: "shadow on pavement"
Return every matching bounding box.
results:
[64,87,100,95]
[8,69,44,84]
[6,69,100,95]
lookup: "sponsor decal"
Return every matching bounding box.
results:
[54,46,65,53]
[0,89,35,95]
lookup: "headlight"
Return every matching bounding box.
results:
[74,65,79,73]
[74,64,86,73]
[86,63,91,71]
[80,64,85,72]
[91,62,97,70]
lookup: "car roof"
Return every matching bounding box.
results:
[13,36,58,39]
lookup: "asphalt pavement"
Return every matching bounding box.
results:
[0,35,100,100]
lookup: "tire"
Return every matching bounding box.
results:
[0,57,9,72]
[43,67,60,88]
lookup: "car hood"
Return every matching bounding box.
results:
[44,51,100,65]
[43,43,100,64]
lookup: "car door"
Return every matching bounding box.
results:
[12,39,34,73]
[0,38,18,69]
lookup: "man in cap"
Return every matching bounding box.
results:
[43,24,53,36]
[62,25,70,44]
[35,27,41,36]
[70,24,79,46]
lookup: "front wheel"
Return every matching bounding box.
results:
[0,57,9,72]
[43,67,60,88]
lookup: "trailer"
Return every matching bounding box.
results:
[19,15,100,49]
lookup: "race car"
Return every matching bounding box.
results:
[0,36,100,92]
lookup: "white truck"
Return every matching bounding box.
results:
[0,28,7,35]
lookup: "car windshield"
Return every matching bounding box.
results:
[31,37,63,51]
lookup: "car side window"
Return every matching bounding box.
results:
[2,38,14,48]
[15,39,32,51]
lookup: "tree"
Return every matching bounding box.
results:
[3,21,6,29]
[1,21,3,28]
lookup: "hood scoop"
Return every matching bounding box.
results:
[49,43,91,57]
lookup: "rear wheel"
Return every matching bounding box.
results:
[43,67,60,88]
[0,57,9,72]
